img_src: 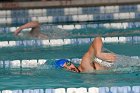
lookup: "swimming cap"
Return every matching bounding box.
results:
[55,59,69,68]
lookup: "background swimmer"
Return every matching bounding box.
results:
[14,21,48,39]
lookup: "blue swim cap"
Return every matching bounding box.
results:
[55,59,69,68]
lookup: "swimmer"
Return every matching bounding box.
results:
[14,21,48,39]
[55,37,117,73]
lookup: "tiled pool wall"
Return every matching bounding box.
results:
[0,4,140,25]
[0,36,140,47]
[0,3,140,93]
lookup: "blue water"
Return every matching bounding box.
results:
[0,70,140,90]
[0,23,140,90]
[0,42,140,90]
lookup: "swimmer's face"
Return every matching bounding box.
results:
[63,62,80,73]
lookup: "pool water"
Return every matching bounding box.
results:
[0,69,140,90]
[0,42,140,90]
[0,22,140,90]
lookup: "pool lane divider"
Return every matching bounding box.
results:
[0,12,137,25]
[0,36,140,47]
[1,21,140,34]
[0,58,81,69]
[0,86,140,93]
[0,57,139,69]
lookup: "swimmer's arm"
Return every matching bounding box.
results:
[14,21,40,35]
[97,53,116,62]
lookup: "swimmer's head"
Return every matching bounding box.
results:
[55,59,69,68]
[55,59,80,73]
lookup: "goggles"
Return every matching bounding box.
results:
[66,61,72,66]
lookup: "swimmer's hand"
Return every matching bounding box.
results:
[14,27,22,36]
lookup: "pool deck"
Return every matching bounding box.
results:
[0,0,140,9]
